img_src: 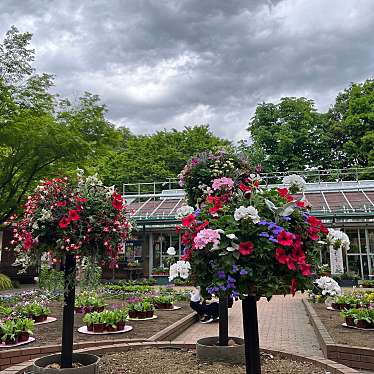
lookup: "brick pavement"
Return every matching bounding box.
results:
[175,293,322,357]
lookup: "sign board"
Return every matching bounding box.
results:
[329,245,344,275]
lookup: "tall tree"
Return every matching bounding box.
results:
[247,97,331,173]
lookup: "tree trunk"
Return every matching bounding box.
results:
[218,296,229,346]
[242,295,261,374]
[61,254,76,368]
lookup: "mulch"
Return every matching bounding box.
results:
[312,303,374,348]
[99,348,326,374]
[14,300,190,349]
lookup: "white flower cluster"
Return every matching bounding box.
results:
[282,174,306,191]
[169,260,191,281]
[315,276,342,296]
[176,205,195,219]
[166,247,176,256]
[234,205,260,223]
[327,228,350,251]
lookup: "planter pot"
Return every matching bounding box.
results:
[145,311,154,318]
[105,325,116,332]
[93,323,105,333]
[356,320,371,329]
[84,307,93,314]
[331,303,339,310]
[17,331,30,342]
[196,336,245,365]
[345,317,355,327]
[137,311,147,319]
[86,324,93,332]
[337,279,358,287]
[34,315,46,323]
[4,338,17,345]
[128,311,137,318]
[33,353,99,373]
[94,306,105,313]
[75,307,83,314]
[116,322,126,331]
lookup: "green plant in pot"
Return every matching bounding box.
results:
[142,301,155,318]
[113,309,127,331]
[127,303,138,319]
[20,303,51,322]
[354,309,372,329]
[1,320,17,345]
[340,308,358,327]
[153,295,174,309]
[134,302,146,319]
[10,173,134,369]
[14,318,34,342]
[103,311,117,332]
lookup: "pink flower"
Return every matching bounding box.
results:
[239,241,254,256]
[212,177,234,191]
[193,229,221,249]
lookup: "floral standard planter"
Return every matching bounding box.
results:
[196,336,245,365]
[33,353,99,373]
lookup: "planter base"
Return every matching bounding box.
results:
[196,336,245,365]
[78,325,133,335]
[33,353,99,373]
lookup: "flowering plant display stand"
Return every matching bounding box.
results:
[0,336,35,348]
[35,317,57,325]
[127,315,158,321]
[78,326,133,335]
[341,323,374,331]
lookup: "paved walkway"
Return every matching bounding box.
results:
[175,293,322,357]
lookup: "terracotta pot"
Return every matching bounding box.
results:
[86,324,93,332]
[356,320,371,329]
[93,323,105,333]
[145,310,154,318]
[128,311,137,318]
[117,322,126,331]
[345,317,355,327]
[137,311,147,319]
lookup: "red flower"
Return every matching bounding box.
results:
[239,183,252,193]
[75,196,88,203]
[291,278,298,296]
[275,248,296,270]
[286,195,294,202]
[320,223,329,235]
[196,220,209,232]
[277,230,293,246]
[239,241,254,256]
[59,216,71,229]
[23,233,33,250]
[181,214,196,227]
[112,192,122,201]
[112,198,123,210]
[307,227,320,241]
[296,200,305,208]
[57,201,67,207]
[277,187,289,197]
[68,210,80,221]
[299,263,311,276]
[307,215,321,228]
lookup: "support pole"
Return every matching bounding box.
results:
[218,296,228,346]
[242,295,261,374]
[61,254,76,368]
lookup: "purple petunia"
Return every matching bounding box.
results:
[259,232,269,238]
[239,268,248,276]
[217,270,226,280]
[232,264,239,273]
[269,236,278,243]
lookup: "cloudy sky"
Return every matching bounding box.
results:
[1,0,374,141]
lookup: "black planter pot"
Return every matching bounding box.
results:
[337,279,358,287]
[33,353,99,373]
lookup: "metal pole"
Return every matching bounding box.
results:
[242,295,261,374]
[218,296,229,346]
[61,254,76,368]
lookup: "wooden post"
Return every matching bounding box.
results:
[61,254,76,368]
[218,296,228,346]
[242,295,261,374]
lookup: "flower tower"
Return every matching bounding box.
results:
[10,172,133,368]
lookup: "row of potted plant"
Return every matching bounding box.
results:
[127,301,155,319]
[361,280,374,288]
[17,303,51,323]
[341,308,374,329]
[74,292,106,314]
[82,309,128,333]
[0,318,34,345]
[149,295,174,309]
[331,291,374,310]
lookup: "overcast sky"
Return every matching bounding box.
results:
[1,0,374,141]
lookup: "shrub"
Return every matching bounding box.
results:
[38,266,64,294]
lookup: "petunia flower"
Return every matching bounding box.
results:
[239,241,254,256]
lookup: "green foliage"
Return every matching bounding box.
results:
[79,257,102,291]
[38,266,64,294]
[75,291,105,308]
[18,303,50,317]
[0,274,12,290]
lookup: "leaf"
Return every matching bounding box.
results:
[265,199,277,212]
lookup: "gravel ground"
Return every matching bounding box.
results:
[312,303,374,348]
[17,300,190,349]
[99,348,327,374]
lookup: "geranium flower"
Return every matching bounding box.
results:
[181,214,196,227]
[234,206,260,223]
[194,229,221,249]
[75,196,88,203]
[239,241,254,256]
[59,216,71,229]
[277,187,289,197]
[239,183,251,193]
[57,201,67,207]
[277,231,293,246]
[68,210,80,221]
[112,198,123,210]
[212,177,234,191]
[23,233,33,250]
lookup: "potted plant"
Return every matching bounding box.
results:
[127,303,137,319]
[82,312,95,332]
[1,320,17,345]
[92,312,106,333]
[178,151,329,374]
[10,173,133,371]
[142,301,154,318]
[103,311,117,332]
[354,309,372,329]
[114,309,127,331]
[134,302,146,319]
[333,272,360,287]
[20,303,51,322]
[153,295,173,309]
[14,318,34,342]
[340,308,357,327]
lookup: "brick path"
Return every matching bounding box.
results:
[175,293,322,357]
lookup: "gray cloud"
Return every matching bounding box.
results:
[1,0,374,140]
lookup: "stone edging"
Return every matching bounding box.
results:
[1,341,360,374]
[303,298,374,371]
[0,311,198,372]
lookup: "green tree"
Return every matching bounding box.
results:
[328,78,374,168]
[247,97,331,173]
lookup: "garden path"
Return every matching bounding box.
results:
[175,293,322,357]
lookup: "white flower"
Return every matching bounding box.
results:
[32,222,39,230]
[40,209,52,222]
[226,233,237,240]
[169,261,191,281]
[167,247,176,256]
[282,174,306,191]
[315,276,342,296]
[234,206,260,223]
[176,205,195,219]
[327,228,350,251]
[226,243,239,252]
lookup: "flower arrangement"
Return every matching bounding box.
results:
[314,276,342,297]
[169,260,191,282]
[177,171,328,299]
[10,172,133,268]
[327,228,350,251]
